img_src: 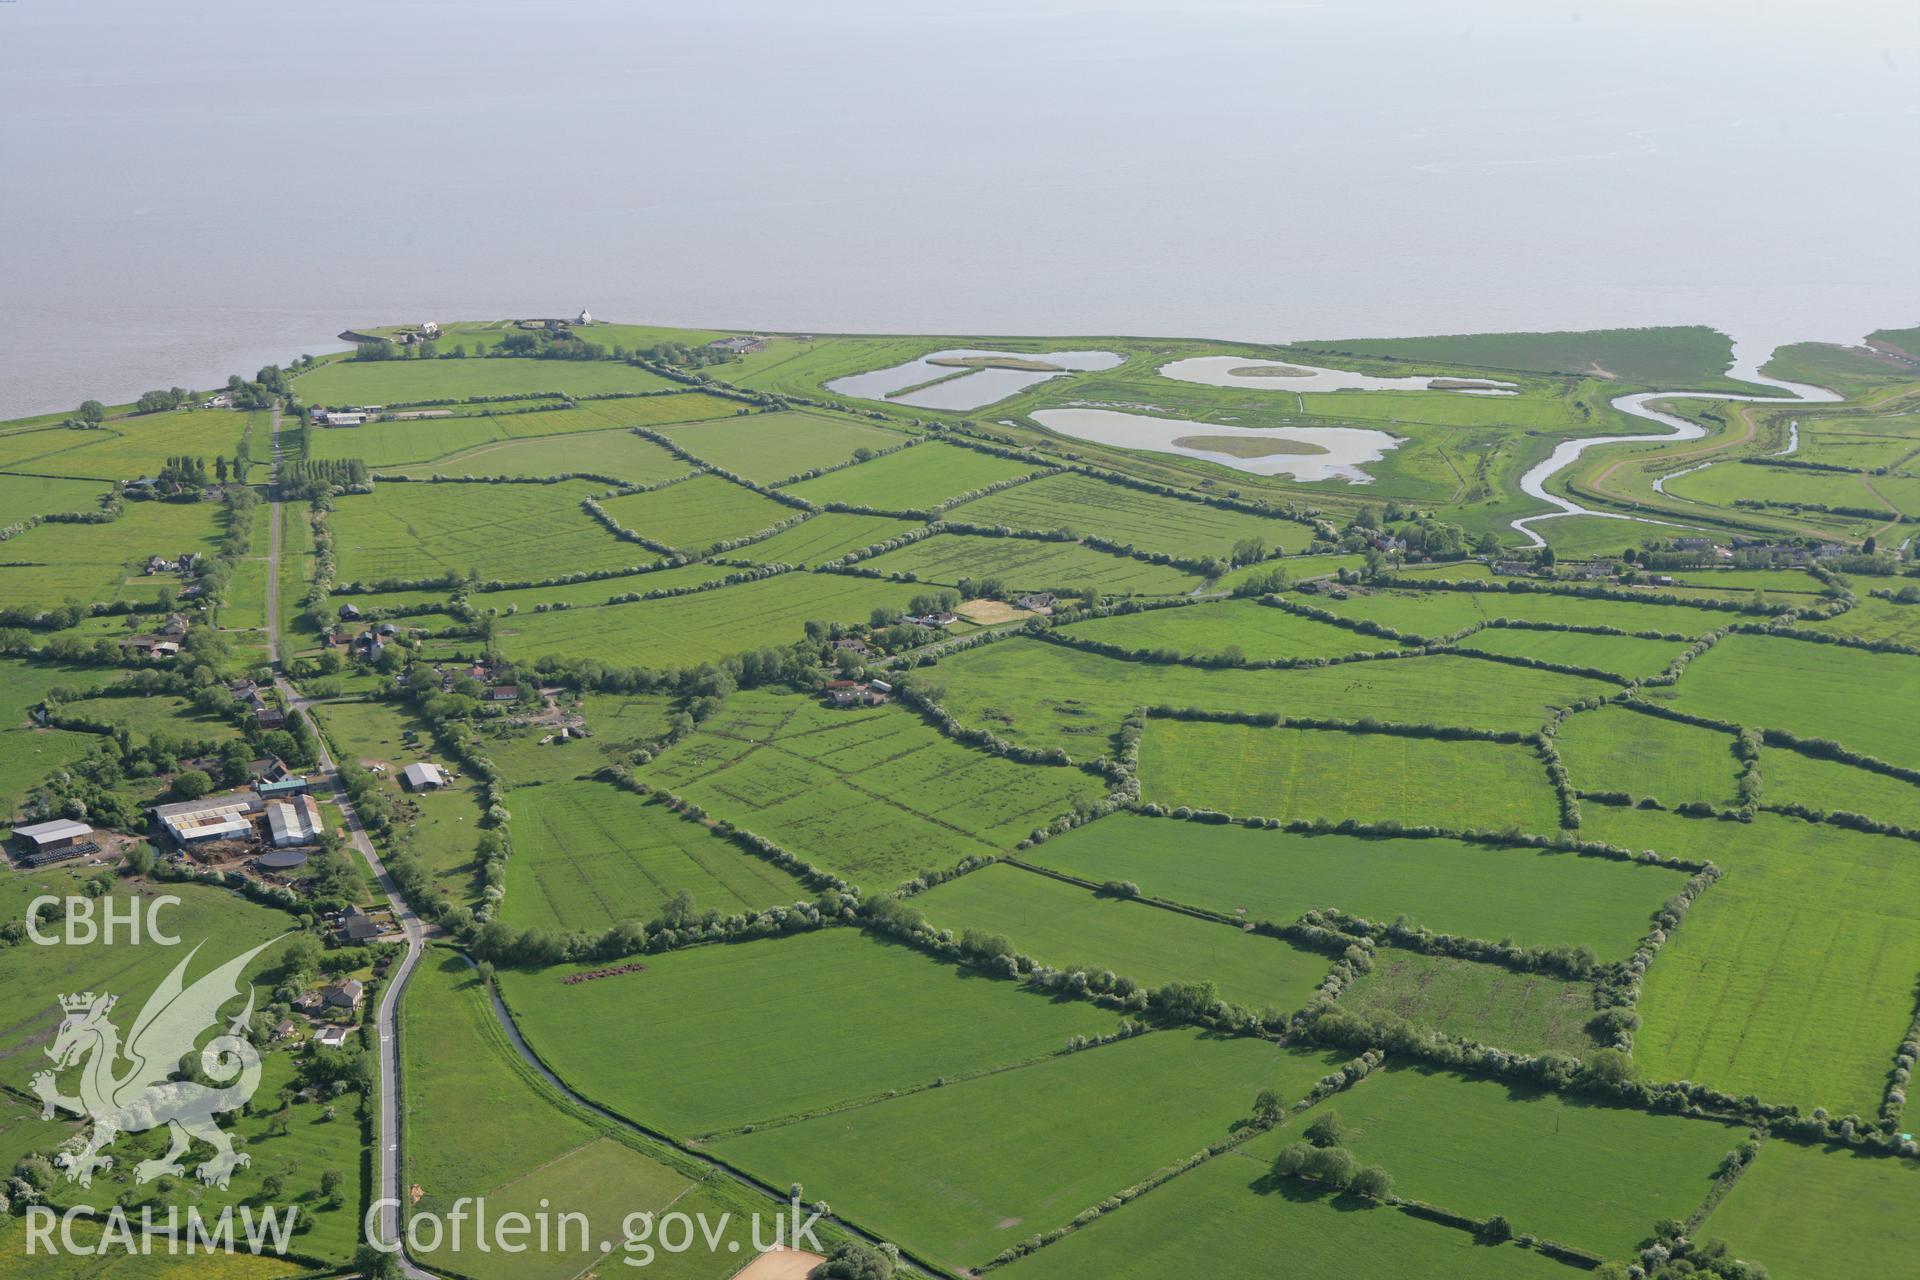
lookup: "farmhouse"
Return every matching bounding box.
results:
[1016,592,1058,613]
[707,336,767,355]
[824,680,888,707]
[401,762,450,791]
[10,819,97,868]
[323,979,365,1010]
[159,613,190,638]
[334,905,381,944]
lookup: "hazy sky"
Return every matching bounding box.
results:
[2,0,1916,413]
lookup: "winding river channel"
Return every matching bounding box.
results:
[1510,373,1841,547]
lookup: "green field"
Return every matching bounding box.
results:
[1452,625,1684,678]
[1317,1065,1741,1257]
[0,473,112,520]
[779,440,1045,509]
[929,640,1610,757]
[1295,325,1765,391]
[0,499,224,611]
[401,950,756,1280]
[1586,807,1920,1114]
[330,480,651,584]
[1336,950,1601,1055]
[737,511,924,565]
[1058,599,1405,662]
[501,929,1127,1137]
[384,427,692,483]
[640,691,1102,887]
[504,780,811,931]
[1305,586,1732,640]
[1555,704,1742,806]
[994,1120,1566,1280]
[659,409,906,482]
[1025,814,1685,958]
[294,355,680,402]
[1138,720,1562,834]
[711,1032,1346,1272]
[1659,633,1920,771]
[864,533,1207,596]
[312,698,486,903]
[495,571,921,668]
[1703,1139,1920,1279]
[945,473,1313,558]
[1762,743,1920,828]
[599,473,795,551]
[913,863,1331,1012]
[0,409,259,482]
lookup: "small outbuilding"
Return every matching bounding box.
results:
[401,762,450,791]
[11,819,96,867]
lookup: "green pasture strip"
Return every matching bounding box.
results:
[1658,633,1920,772]
[293,355,679,402]
[993,1118,1567,1280]
[1319,1064,1743,1258]
[1138,720,1561,835]
[738,512,923,565]
[913,863,1330,1013]
[494,571,920,669]
[1702,1139,1920,1279]
[1761,744,1920,829]
[711,1031,1347,1272]
[1305,586,1733,639]
[1452,626,1686,678]
[599,474,794,553]
[640,690,1102,887]
[503,779,810,932]
[1056,598,1405,662]
[862,533,1206,596]
[1583,806,1920,1115]
[945,472,1313,559]
[1555,704,1742,807]
[780,440,1044,509]
[329,480,647,584]
[382,427,690,483]
[930,641,1611,757]
[499,929,1126,1138]
[1024,815,1685,960]
[659,409,906,483]
[1335,950,1601,1056]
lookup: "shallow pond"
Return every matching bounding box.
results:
[826,348,1122,410]
[1030,407,1399,483]
[1159,355,1516,395]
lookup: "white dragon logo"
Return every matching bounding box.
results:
[30,937,279,1189]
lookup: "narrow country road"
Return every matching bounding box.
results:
[265,403,437,1279]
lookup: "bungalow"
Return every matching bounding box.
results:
[401,762,449,791]
[1016,592,1058,613]
[829,637,868,653]
[315,1026,352,1049]
[487,684,519,702]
